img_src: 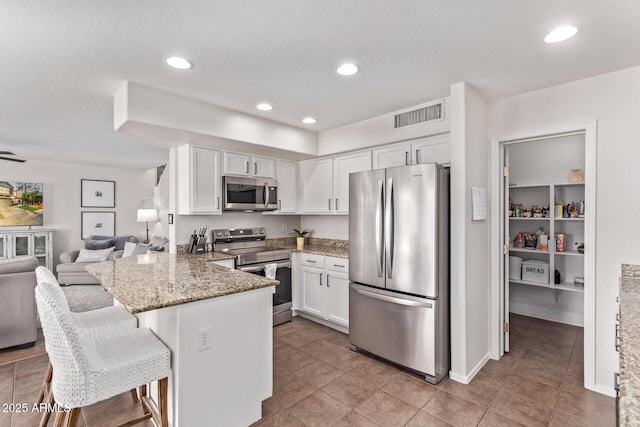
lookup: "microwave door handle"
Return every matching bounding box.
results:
[375,178,383,277]
[264,183,269,208]
[385,177,394,279]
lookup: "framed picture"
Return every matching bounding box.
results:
[81,212,115,239]
[81,179,115,208]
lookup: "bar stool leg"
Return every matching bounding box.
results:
[37,362,53,405]
[53,410,65,427]
[39,389,55,427]
[139,385,150,415]
[64,408,81,427]
[159,378,168,427]
[130,389,139,403]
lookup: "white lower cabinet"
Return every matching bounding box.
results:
[294,253,349,329]
[325,261,349,326]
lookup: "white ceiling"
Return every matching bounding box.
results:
[1,0,639,170]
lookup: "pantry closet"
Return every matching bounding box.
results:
[502,132,589,352]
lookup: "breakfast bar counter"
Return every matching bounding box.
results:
[86,252,278,427]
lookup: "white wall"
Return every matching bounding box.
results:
[0,159,156,268]
[489,65,640,394]
[318,98,451,155]
[449,82,491,382]
[300,215,348,240]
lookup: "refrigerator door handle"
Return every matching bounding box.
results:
[375,178,384,277]
[352,286,433,308]
[385,177,394,278]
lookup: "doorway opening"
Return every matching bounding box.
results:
[491,123,596,391]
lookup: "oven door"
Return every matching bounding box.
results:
[223,176,278,211]
[239,260,292,310]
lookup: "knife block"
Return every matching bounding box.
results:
[188,236,206,254]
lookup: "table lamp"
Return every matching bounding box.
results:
[137,208,158,243]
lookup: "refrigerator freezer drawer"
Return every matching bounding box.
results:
[349,283,437,377]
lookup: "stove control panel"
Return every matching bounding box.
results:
[212,227,266,243]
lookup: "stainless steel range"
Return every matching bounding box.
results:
[212,227,292,326]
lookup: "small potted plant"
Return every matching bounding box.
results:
[291,228,311,250]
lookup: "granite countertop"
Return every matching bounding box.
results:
[281,244,349,259]
[619,263,640,426]
[85,252,278,314]
[266,237,349,259]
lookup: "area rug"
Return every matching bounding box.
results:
[60,284,114,312]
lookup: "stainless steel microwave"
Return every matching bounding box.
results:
[223,176,278,211]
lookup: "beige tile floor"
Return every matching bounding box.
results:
[0,314,614,426]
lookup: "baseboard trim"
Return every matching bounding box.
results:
[509,307,584,327]
[449,352,490,384]
[293,311,349,334]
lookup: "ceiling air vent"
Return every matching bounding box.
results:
[393,100,444,130]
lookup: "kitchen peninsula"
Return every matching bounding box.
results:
[86,252,279,427]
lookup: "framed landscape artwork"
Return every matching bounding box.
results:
[0,181,44,227]
[81,179,115,208]
[81,212,115,239]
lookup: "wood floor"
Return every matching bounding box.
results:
[0,314,614,426]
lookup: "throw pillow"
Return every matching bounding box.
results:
[84,238,115,250]
[149,235,169,251]
[75,247,115,263]
[123,242,149,257]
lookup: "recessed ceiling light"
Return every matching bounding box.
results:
[256,103,273,111]
[337,63,359,76]
[302,117,317,124]
[544,26,579,43]
[165,56,193,70]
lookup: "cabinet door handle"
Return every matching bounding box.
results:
[405,151,409,166]
[416,149,420,164]
[245,160,249,174]
[278,200,282,211]
[336,198,339,211]
[333,264,345,268]
[327,275,330,287]
[254,162,257,175]
[328,198,332,211]
[320,273,323,286]
[217,196,220,210]
[307,260,317,263]
[615,323,620,352]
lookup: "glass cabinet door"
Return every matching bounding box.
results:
[34,235,47,256]
[13,235,30,257]
[0,236,6,259]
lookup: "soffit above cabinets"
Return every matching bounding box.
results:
[114,82,319,161]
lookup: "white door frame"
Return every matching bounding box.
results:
[489,121,597,391]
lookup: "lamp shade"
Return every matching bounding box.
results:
[137,208,158,223]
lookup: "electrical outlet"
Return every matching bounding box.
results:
[281,223,288,231]
[197,326,211,352]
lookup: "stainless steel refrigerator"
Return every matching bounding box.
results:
[348,163,449,384]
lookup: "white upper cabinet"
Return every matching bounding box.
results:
[372,135,450,169]
[412,134,450,165]
[333,151,372,214]
[300,158,334,213]
[254,156,276,178]
[177,145,222,215]
[300,151,371,214]
[223,152,275,178]
[372,143,412,169]
[274,160,297,213]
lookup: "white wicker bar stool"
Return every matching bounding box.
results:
[34,267,138,424]
[36,281,170,427]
